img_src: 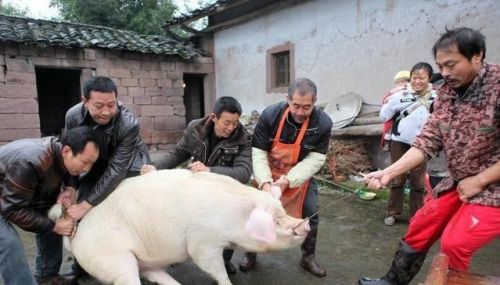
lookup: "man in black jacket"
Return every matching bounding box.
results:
[150,96,252,274]
[0,126,99,285]
[63,76,150,279]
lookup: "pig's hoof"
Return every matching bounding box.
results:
[239,253,257,272]
[225,262,237,275]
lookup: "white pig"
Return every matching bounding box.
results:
[56,169,310,285]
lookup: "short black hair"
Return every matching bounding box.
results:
[83,76,118,100]
[288,78,317,99]
[212,97,242,117]
[432,27,486,61]
[60,126,99,155]
[410,62,433,78]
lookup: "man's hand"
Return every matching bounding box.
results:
[53,217,75,236]
[57,187,76,208]
[457,175,485,201]
[140,164,157,175]
[188,161,210,173]
[363,170,392,190]
[67,201,93,221]
[273,175,290,192]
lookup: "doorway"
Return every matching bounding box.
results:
[183,74,205,124]
[35,68,82,137]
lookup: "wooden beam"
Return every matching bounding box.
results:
[350,116,382,126]
[331,124,383,137]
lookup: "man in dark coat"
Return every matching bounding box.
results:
[151,96,252,274]
[0,126,99,285]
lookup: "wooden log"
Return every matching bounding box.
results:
[421,253,449,285]
[350,116,383,126]
[331,124,383,136]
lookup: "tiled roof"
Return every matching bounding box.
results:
[0,14,202,58]
[165,0,235,27]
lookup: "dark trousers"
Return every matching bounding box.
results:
[387,141,426,220]
[302,179,320,227]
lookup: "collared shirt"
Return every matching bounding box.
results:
[413,63,500,207]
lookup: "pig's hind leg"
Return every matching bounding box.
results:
[188,244,233,285]
[91,251,142,285]
[142,270,181,285]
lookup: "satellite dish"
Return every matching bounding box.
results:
[323,92,362,129]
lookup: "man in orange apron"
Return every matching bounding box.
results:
[239,78,333,277]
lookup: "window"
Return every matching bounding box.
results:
[267,43,294,93]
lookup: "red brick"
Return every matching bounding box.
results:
[166,72,183,80]
[132,70,149,78]
[141,60,159,70]
[112,60,124,68]
[95,58,113,68]
[55,48,83,59]
[0,98,38,113]
[123,59,141,70]
[160,61,176,71]
[173,80,184,88]
[31,56,62,66]
[157,78,172,88]
[109,68,132,79]
[96,68,109,76]
[162,87,184,97]
[151,96,168,105]
[145,87,161,96]
[118,95,133,104]
[141,105,173,116]
[94,49,105,58]
[84,48,96,60]
[139,78,157,87]
[150,130,184,144]
[140,130,152,144]
[128,87,145,97]
[121,78,139,87]
[117,87,128,97]
[148,70,161,78]
[167,96,184,104]
[105,50,120,59]
[174,105,185,116]
[0,84,37,98]
[0,114,40,129]
[133,95,152,105]
[154,115,185,130]
[0,128,41,141]
[38,47,55,57]
[138,116,154,133]
[5,72,36,84]
[194,57,214,64]
[6,57,34,73]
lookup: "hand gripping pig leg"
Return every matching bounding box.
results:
[188,244,233,285]
[142,270,181,285]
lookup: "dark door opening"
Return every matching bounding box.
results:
[183,74,205,124]
[35,68,81,137]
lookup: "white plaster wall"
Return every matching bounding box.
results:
[213,0,500,114]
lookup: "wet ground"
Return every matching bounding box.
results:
[8,187,500,285]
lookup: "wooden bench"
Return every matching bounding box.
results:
[420,253,500,285]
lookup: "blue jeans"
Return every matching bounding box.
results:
[34,227,63,278]
[0,216,37,285]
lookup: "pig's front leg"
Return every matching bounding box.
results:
[142,270,181,285]
[188,244,233,285]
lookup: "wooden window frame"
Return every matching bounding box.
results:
[266,42,295,93]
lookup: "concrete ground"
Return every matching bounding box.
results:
[6,186,499,285]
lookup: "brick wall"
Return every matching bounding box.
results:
[0,43,214,149]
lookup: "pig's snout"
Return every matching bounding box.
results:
[292,219,310,237]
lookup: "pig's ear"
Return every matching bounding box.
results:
[245,206,277,244]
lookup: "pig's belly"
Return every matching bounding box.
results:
[134,240,191,270]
